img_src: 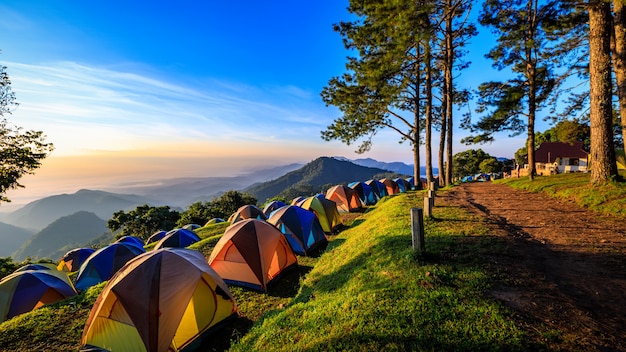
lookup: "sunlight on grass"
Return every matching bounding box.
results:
[230,192,537,351]
[497,173,626,217]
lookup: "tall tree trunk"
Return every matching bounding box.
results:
[613,0,626,150]
[526,0,537,181]
[425,39,434,185]
[589,0,618,184]
[439,84,447,187]
[413,48,422,189]
[445,2,454,186]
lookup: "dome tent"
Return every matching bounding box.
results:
[81,248,237,352]
[146,230,168,244]
[381,178,400,195]
[326,184,363,212]
[262,200,286,217]
[115,235,145,249]
[0,269,76,323]
[154,228,200,250]
[365,179,388,199]
[229,205,266,224]
[57,248,96,272]
[74,242,145,291]
[349,181,378,206]
[267,205,327,256]
[208,219,298,292]
[298,194,342,234]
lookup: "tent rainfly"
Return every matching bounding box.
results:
[81,248,237,352]
[267,205,327,256]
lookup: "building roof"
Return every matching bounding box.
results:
[535,142,588,163]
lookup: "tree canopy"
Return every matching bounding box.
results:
[0,61,54,203]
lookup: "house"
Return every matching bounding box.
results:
[514,142,589,177]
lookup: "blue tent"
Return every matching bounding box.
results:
[58,248,96,272]
[394,178,412,193]
[349,181,378,206]
[115,235,145,249]
[154,228,201,249]
[267,205,327,256]
[365,179,388,199]
[263,200,286,217]
[205,218,225,226]
[74,243,145,291]
[146,230,167,244]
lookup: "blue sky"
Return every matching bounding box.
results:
[0,0,534,206]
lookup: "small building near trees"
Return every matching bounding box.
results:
[515,142,589,177]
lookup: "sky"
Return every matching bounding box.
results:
[0,0,536,209]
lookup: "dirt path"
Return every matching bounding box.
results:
[442,182,626,351]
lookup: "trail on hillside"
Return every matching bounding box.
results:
[442,182,626,351]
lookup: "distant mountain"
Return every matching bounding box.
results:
[101,163,304,206]
[12,211,109,261]
[245,157,401,203]
[3,189,155,231]
[334,157,438,176]
[0,222,34,257]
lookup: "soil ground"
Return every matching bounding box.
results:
[443,182,626,351]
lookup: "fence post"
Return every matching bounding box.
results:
[423,196,432,217]
[411,208,425,252]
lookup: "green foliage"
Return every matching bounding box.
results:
[107,205,180,240]
[479,157,501,174]
[0,257,19,280]
[210,190,257,219]
[452,149,494,178]
[176,201,214,227]
[0,64,54,203]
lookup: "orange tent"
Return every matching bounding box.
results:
[325,185,363,212]
[81,248,237,352]
[381,178,400,195]
[229,205,266,223]
[208,219,297,292]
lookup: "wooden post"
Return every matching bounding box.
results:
[411,208,425,252]
[428,190,435,206]
[423,196,432,217]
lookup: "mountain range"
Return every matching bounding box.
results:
[0,157,416,261]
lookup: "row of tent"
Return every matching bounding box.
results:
[1,177,418,350]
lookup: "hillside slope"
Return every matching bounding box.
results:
[12,211,109,261]
[3,190,154,231]
[0,222,34,257]
[245,157,399,203]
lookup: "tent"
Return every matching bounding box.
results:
[349,181,378,206]
[15,263,58,272]
[208,219,298,292]
[154,228,201,250]
[365,179,388,199]
[267,205,327,256]
[326,185,363,212]
[81,248,237,352]
[0,269,76,323]
[290,196,306,205]
[381,178,400,195]
[57,248,96,272]
[146,230,168,244]
[74,242,145,291]
[205,218,225,226]
[182,223,201,231]
[262,200,286,218]
[298,194,343,234]
[229,205,266,223]
[394,178,412,193]
[115,235,145,249]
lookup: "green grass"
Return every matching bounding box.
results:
[1,191,568,351]
[496,173,626,218]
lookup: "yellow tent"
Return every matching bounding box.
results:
[298,195,343,233]
[81,248,237,352]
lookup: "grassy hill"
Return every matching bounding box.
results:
[245,156,403,203]
[11,211,109,262]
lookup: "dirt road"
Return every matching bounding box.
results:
[443,181,626,351]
